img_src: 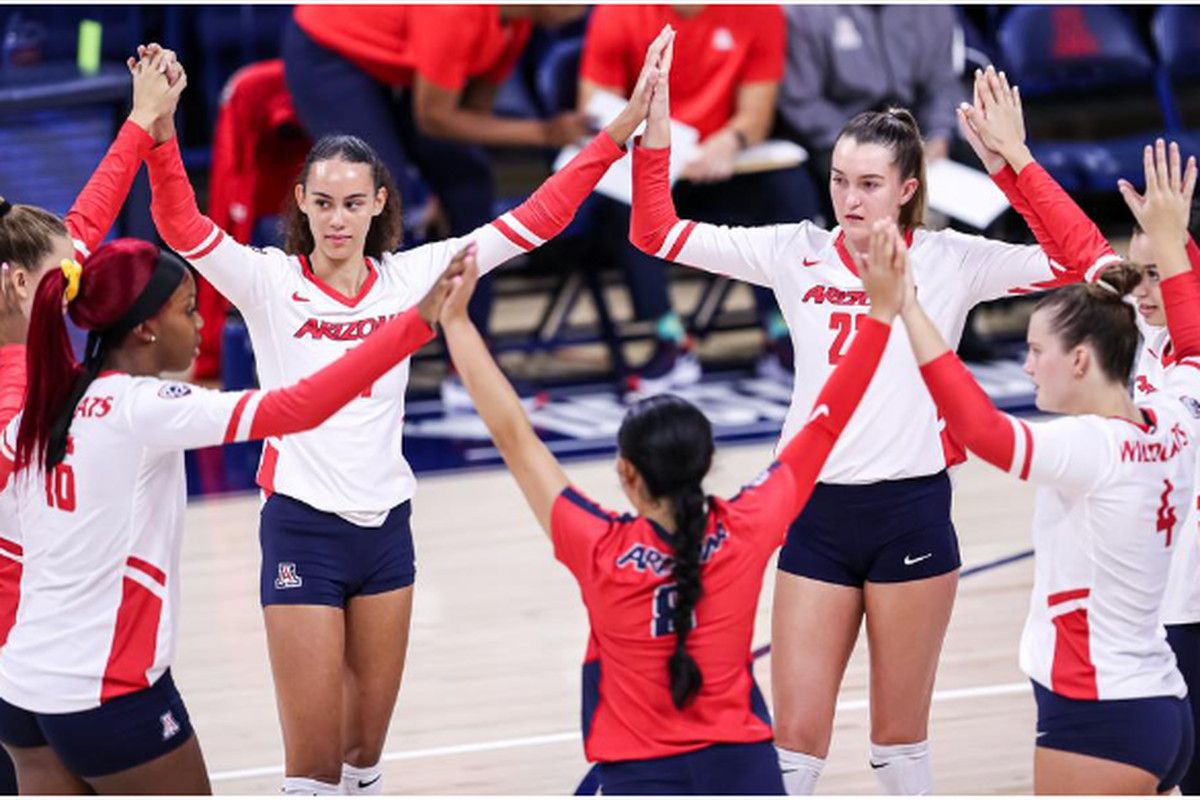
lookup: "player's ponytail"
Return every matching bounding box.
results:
[17,239,181,472]
[284,135,403,259]
[1032,260,1141,385]
[617,394,714,710]
[836,108,927,230]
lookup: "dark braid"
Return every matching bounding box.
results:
[617,394,714,710]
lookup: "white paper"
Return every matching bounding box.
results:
[554,89,807,205]
[926,158,1011,230]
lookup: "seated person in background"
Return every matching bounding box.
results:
[579,4,819,390]
[777,5,964,212]
[282,4,588,407]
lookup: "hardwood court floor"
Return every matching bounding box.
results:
[175,444,1038,795]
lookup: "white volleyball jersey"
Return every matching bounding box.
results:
[1133,322,1200,625]
[177,222,530,523]
[995,361,1200,700]
[0,374,264,713]
[153,131,625,523]
[659,221,1117,483]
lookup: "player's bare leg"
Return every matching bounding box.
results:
[87,734,211,794]
[1035,747,1158,795]
[771,573,864,757]
[341,587,413,780]
[264,605,346,785]
[4,745,90,794]
[863,571,958,744]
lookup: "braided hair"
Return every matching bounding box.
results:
[617,394,715,709]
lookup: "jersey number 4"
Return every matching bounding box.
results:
[44,438,77,513]
[1157,479,1177,548]
[828,312,867,365]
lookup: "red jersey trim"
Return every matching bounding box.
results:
[257,441,280,495]
[1048,587,1090,606]
[1018,421,1034,481]
[833,229,914,276]
[299,254,379,308]
[127,556,166,587]
[224,392,254,444]
[491,217,535,251]
[666,221,698,262]
[0,538,22,559]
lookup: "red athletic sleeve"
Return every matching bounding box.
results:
[146,136,221,258]
[551,486,620,582]
[1161,270,1200,360]
[65,120,155,260]
[0,347,25,432]
[920,353,1017,472]
[988,161,1119,287]
[774,316,890,518]
[247,308,434,440]
[1188,237,1200,271]
[630,141,682,256]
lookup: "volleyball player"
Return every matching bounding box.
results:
[433,186,905,792]
[884,137,1199,794]
[0,238,465,794]
[142,30,674,794]
[0,46,183,793]
[961,65,1200,794]
[629,39,1118,794]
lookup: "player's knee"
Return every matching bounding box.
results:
[869,720,929,748]
[343,741,384,769]
[772,716,832,759]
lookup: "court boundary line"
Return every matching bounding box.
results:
[210,548,1036,784]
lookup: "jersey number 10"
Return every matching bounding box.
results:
[44,438,77,513]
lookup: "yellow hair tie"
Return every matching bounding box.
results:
[60,258,82,303]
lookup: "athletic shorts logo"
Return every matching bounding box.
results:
[904,552,933,566]
[357,776,382,790]
[807,404,830,424]
[160,710,181,741]
[157,383,193,399]
[274,562,303,589]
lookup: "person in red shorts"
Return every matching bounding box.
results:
[578,4,821,392]
[432,188,905,792]
[282,5,589,407]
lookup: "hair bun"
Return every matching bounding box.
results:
[0,198,11,219]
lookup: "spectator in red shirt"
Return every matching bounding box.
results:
[282,5,588,407]
[579,5,819,392]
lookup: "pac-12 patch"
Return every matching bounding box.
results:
[158,383,193,400]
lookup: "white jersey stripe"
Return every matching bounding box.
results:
[234,391,265,443]
[1007,417,1028,478]
[71,238,90,260]
[655,220,690,260]
[500,213,545,249]
[124,565,165,598]
[1084,252,1124,283]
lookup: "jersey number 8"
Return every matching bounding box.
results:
[652,583,697,638]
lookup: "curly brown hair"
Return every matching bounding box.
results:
[281,135,403,259]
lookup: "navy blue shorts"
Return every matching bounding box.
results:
[260,494,416,608]
[597,739,784,794]
[0,670,193,778]
[777,471,960,586]
[1165,623,1200,793]
[1032,680,1193,793]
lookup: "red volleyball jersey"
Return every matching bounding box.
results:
[550,317,891,763]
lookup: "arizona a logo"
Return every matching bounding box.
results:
[274,562,303,589]
[160,710,181,741]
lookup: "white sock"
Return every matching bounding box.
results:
[281,777,342,795]
[777,745,824,795]
[340,762,383,795]
[868,740,932,795]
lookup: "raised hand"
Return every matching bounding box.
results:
[856,221,910,323]
[1118,139,1198,278]
[0,264,27,347]
[605,24,674,144]
[958,65,1032,172]
[417,245,471,326]
[642,28,673,149]
[438,247,480,328]
[126,44,187,143]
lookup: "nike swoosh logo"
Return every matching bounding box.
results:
[357,776,382,789]
[291,292,311,303]
[803,257,820,267]
[807,404,830,424]
[904,553,933,566]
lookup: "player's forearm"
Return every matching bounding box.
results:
[901,302,951,367]
[442,317,537,453]
[919,352,1016,472]
[66,120,155,258]
[417,108,552,148]
[146,135,217,254]
[1161,270,1200,359]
